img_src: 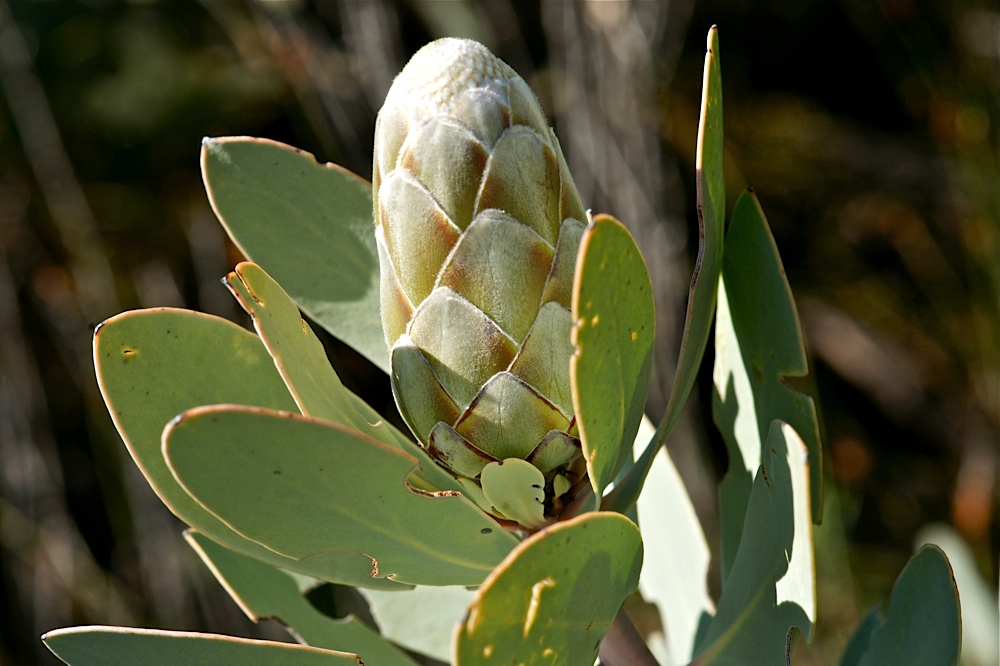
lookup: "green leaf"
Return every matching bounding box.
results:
[454,512,642,665]
[184,530,418,666]
[602,26,725,513]
[713,190,823,584]
[359,586,477,663]
[571,214,655,500]
[94,309,401,589]
[692,422,815,664]
[164,405,518,586]
[839,608,881,666]
[224,261,462,494]
[656,22,726,455]
[915,524,998,665]
[43,627,360,665]
[479,458,546,529]
[201,137,388,373]
[854,545,961,666]
[633,416,714,665]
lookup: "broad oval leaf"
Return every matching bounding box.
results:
[163,405,518,586]
[571,214,655,500]
[185,530,418,666]
[693,421,815,664]
[854,545,961,666]
[94,308,401,589]
[43,627,359,666]
[224,261,462,494]
[713,190,823,583]
[454,512,642,665]
[201,136,388,373]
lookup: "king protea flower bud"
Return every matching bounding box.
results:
[374,38,587,528]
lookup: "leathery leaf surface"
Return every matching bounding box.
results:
[359,585,477,663]
[94,308,403,589]
[571,214,654,500]
[43,627,359,665]
[713,190,822,584]
[202,136,389,373]
[224,261,461,494]
[454,512,642,665]
[692,422,815,664]
[606,25,726,514]
[184,530,417,666]
[670,24,726,438]
[633,416,714,665]
[850,545,960,666]
[163,405,518,587]
[479,458,546,529]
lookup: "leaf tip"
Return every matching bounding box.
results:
[201,136,232,166]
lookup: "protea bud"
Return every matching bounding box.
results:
[374,38,587,529]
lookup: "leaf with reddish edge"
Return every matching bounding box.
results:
[224,261,461,495]
[93,308,404,590]
[201,136,388,373]
[164,405,518,587]
[570,214,655,502]
[454,512,642,665]
[185,530,418,666]
[43,627,360,665]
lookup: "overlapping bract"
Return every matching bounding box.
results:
[374,39,587,525]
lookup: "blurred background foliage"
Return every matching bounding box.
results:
[0,0,996,664]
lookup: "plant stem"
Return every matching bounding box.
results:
[598,607,658,666]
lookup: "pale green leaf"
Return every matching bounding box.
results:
[713,190,822,584]
[164,405,518,586]
[201,137,388,372]
[855,545,961,666]
[185,530,418,666]
[480,458,546,529]
[94,309,401,589]
[224,261,462,494]
[359,586,477,663]
[571,214,654,500]
[634,416,714,665]
[43,627,359,665]
[693,422,814,664]
[454,512,642,665]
